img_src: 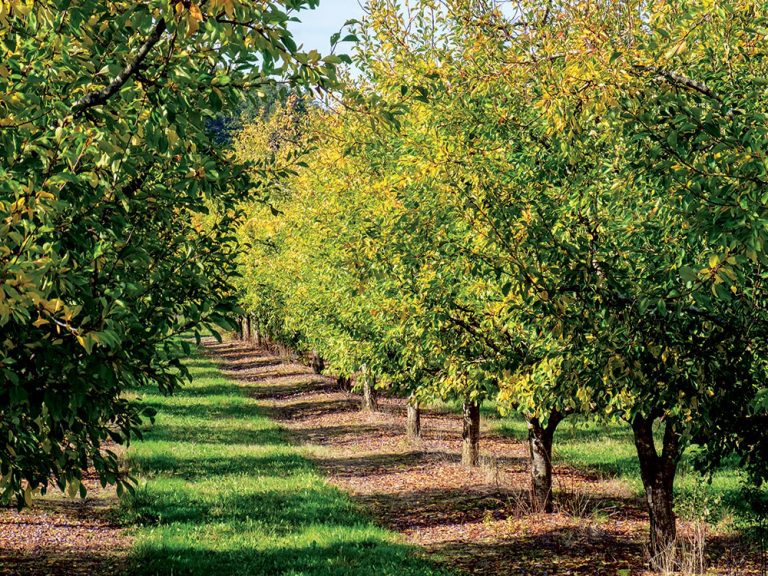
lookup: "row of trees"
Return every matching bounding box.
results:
[232,0,768,569]
[0,0,336,507]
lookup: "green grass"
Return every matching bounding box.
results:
[121,351,452,576]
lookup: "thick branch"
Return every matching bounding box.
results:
[72,18,167,114]
[635,65,722,103]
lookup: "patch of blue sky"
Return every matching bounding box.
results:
[290,0,365,54]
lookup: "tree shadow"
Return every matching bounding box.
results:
[239,372,327,385]
[143,400,261,422]
[271,398,362,421]
[0,549,126,576]
[119,345,454,576]
[217,355,283,368]
[311,451,463,479]
[234,368,314,381]
[348,485,548,532]
[177,381,239,394]
[553,455,641,481]
[247,379,334,400]
[145,423,286,446]
[124,540,452,576]
[123,483,359,530]
[289,423,406,446]
[428,526,646,575]
[131,451,311,480]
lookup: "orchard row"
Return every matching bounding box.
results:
[228,1,768,569]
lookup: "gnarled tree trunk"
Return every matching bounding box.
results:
[462,400,481,467]
[407,395,421,440]
[528,409,565,513]
[632,414,681,569]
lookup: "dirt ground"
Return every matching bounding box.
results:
[0,468,129,576]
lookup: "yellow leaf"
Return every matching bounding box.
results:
[187,11,200,35]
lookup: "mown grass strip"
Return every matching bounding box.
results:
[121,349,451,576]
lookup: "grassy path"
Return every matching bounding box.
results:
[121,340,449,576]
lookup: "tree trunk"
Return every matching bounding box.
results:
[254,328,262,346]
[461,400,481,467]
[361,367,378,412]
[244,315,252,341]
[407,395,421,440]
[337,375,352,392]
[632,414,681,569]
[236,316,243,340]
[528,410,565,513]
[311,350,325,374]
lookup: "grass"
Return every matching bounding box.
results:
[120,350,452,576]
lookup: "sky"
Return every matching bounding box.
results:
[290,0,366,55]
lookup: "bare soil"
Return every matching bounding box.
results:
[0,469,129,576]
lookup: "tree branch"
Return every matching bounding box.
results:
[635,65,722,103]
[72,18,167,114]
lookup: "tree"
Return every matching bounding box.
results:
[353,0,768,559]
[452,0,768,561]
[0,0,335,506]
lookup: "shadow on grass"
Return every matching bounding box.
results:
[143,400,260,421]
[176,372,228,384]
[555,455,640,481]
[132,451,311,480]
[123,483,360,530]
[127,540,450,576]
[495,417,633,444]
[144,423,286,446]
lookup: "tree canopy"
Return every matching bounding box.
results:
[0,0,335,506]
